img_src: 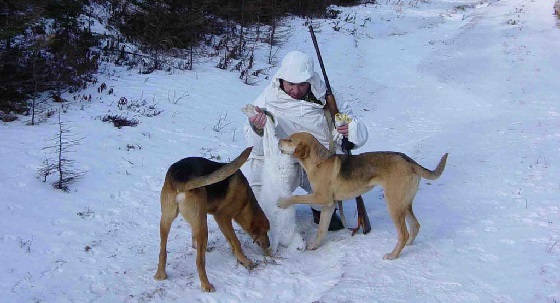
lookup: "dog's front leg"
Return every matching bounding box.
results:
[277,193,329,209]
[308,203,336,250]
[214,215,256,270]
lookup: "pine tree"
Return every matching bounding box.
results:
[39,108,86,191]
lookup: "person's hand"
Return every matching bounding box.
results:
[249,106,266,129]
[336,124,349,137]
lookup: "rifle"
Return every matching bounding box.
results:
[309,25,371,235]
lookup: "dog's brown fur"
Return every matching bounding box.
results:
[154,147,271,292]
[277,132,447,259]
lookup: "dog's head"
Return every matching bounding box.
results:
[250,209,271,256]
[278,132,315,160]
[240,189,271,256]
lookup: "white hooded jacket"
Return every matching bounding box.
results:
[245,50,368,161]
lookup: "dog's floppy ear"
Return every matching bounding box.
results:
[293,143,309,159]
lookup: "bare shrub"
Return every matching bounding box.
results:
[116,96,162,117]
[101,114,139,128]
[212,112,231,132]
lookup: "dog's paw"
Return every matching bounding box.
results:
[154,271,167,281]
[306,242,320,251]
[245,261,258,270]
[239,258,257,270]
[383,252,399,260]
[277,198,291,209]
[201,282,216,292]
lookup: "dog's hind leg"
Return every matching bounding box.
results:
[403,177,420,245]
[383,203,408,260]
[214,215,255,269]
[154,189,179,281]
[307,203,336,250]
[382,183,410,260]
[179,189,215,292]
[406,204,420,245]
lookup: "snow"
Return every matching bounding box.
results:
[1,0,559,302]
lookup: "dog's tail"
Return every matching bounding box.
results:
[415,153,448,180]
[174,147,253,192]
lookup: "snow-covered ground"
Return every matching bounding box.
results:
[1,0,559,302]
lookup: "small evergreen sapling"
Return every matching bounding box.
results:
[38,108,85,191]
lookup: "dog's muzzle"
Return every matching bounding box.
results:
[278,139,292,154]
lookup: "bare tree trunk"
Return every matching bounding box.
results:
[5,4,11,50]
[268,19,276,64]
[31,55,37,125]
[249,25,256,70]
[268,0,276,64]
[187,0,193,70]
[238,0,245,58]
[256,19,260,42]
[57,111,63,188]
[189,40,193,70]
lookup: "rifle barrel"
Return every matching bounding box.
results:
[309,25,332,95]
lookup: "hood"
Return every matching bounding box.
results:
[272,51,327,100]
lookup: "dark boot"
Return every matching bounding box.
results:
[311,208,344,231]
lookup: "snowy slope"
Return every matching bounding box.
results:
[1,0,559,302]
